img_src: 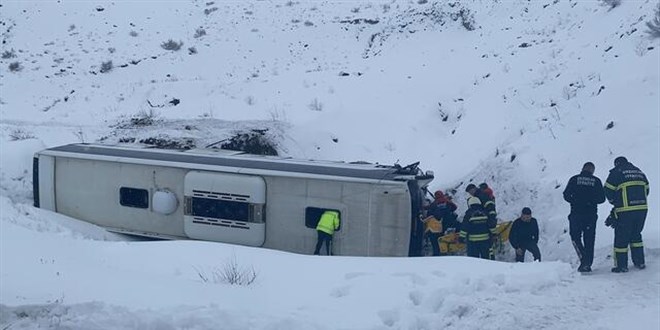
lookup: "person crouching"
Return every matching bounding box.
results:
[509,207,541,262]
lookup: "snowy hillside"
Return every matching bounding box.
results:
[1,0,659,329]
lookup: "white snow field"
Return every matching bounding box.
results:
[1,0,659,329]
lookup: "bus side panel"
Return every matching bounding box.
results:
[262,177,407,256]
[368,185,411,257]
[36,155,56,211]
[54,157,186,237]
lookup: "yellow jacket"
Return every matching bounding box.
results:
[423,216,443,234]
[317,211,340,235]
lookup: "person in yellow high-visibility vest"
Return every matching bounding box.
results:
[314,210,341,255]
[421,215,443,256]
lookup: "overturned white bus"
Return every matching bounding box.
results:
[33,143,433,256]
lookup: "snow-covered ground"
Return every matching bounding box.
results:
[1,0,659,329]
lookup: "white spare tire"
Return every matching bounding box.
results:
[152,190,179,215]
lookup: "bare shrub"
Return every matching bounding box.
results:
[100,60,113,73]
[161,39,183,51]
[194,27,206,38]
[451,7,475,31]
[460,8,476,31]
[308,98,323,111]
[204,7,218,15]
[188,47,198,55]
[194,255,258,286]
[9,128,35,141]
[304,20,314,26]
[600,0,622,10]
[647,3,660,39]
[129,30,138,37]
[139,137,195,150]
[1,49,16,59]
[219,129,278,156]
[8,61,22,72]
[122,108,160,127]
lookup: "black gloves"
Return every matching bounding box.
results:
[605,211,617,228]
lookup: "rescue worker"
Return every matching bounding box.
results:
[480,183,498,260]
[427,190,460,234]
[604,156,650,273]
[420,215,442,256]
[466,183,497,224]
[480,183,496,202]
[466,183,498,259]
[313,210,340,255]
[459,197,497,259]
[562,162,606,272]
[509,207,541,262]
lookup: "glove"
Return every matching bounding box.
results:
[605,214,616,228]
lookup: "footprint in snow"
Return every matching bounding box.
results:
[408,290,423,306]
[344,272,370,280]
[392,272,428,286]
[377,309,400,327]
[330,285,350,298]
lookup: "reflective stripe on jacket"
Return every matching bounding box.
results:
[605,162,649,214]
[460,208,495,242]
[317,211,340,235]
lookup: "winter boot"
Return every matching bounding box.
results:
[613,248,628,273]
[611,267,629,273]
[630,242,645,268]
[578,265,592,273]
[635,264,646,270]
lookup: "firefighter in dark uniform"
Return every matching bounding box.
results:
[562,162,606,272]
[459,197,497,259]
[466,183,498,259]
[605,156,650,273]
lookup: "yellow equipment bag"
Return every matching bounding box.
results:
[438,220,513,256]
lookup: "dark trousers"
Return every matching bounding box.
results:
[467,240,491,259]
[515,242,541,262]
[569,212,597,267]
[613,210,647,269]
[428,232,441,256]
[314,231,333,255]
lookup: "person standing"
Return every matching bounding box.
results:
[314,210,340,255]
[479,183,498,260]
[465,184,497,222]
[427,190,460,233]
[420,215,443,256]
[459,197,496,259]
[562,162,606,272]
[509,207,541,262]
[605,156,650,273]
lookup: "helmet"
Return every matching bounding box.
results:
[467,197,481,207]
[465,184,477,192]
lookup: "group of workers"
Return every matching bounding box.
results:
[421,156,649,273]
[422,182,540,262]
[563,157,649,273]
